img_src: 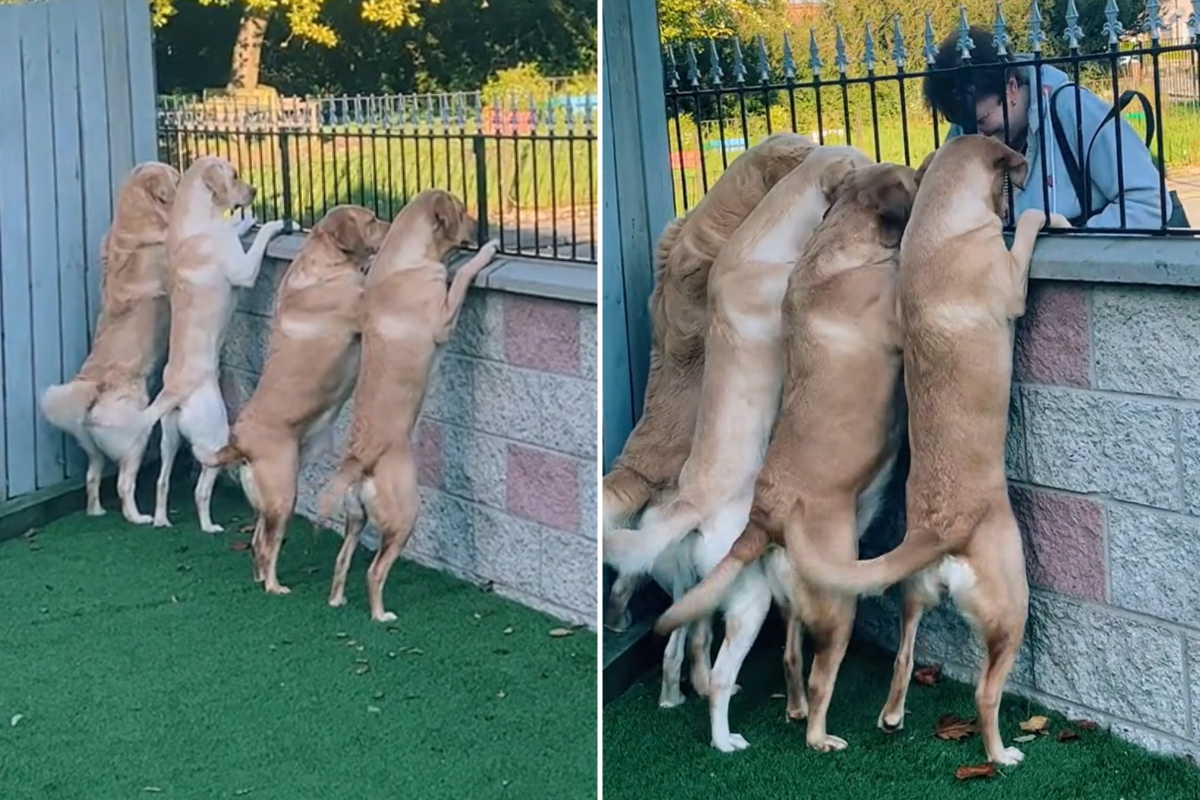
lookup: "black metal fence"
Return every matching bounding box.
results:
[156,92,598,262]
[663,0,1200,235]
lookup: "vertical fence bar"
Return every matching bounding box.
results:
[473,134,489,244]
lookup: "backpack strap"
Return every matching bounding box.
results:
[1048,83,1089,224]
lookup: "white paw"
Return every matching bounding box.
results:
[262,219,286,237]
[712,733,750,752]
[480,239,500,258]
[125,513,154,525]
[328,596,347,608]
[993,746,1025,766]
[265,584,292,596]
[1018,208,1048,228]
[86,506,107,517]
[374,611,398,623]
[201,523,224,534]
[808,734,849,752]
[1048,213,1074,229]
[153,516,172,528]
[658,691,685,709]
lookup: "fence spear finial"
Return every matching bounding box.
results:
[665,45,679,89]
[1064,0,1084,51]
[1028,0,1047,52]
[923,12,938,65]
[956,6,975,61]
[1101,0,1123,46]
[808,28,824,76]
[757,34,771,82]
[891,14,907,69]
[992,0,1010,57]
[731,38,747,83]
[782,32,797,80]
[1147,0,1163,42]
[863,22,877,72]
[707,38,724,85]
[834,23,850,74]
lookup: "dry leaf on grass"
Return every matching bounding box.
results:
[366,705,382,714]
[1072,719,1099,731]
[935,714,979,741]
[1019,715,1050,734]
[1057,728,1079,742]
[354,663,371,675]
[1013,734,1037,743]
[548,628,573,638]
[229,541,251,552]
[238,524,255,534]
[503,626,514,635]
[955,763,997,780]
[10,714,23,727]
[913,664,942,686]
[770,693,786,699]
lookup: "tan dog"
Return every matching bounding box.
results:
[605,145,871,750]
[602,132,814,632]
[787,135,1071,766]
[138,156,285,533]
[41,162,181,523]
[322,190,498,622]
[655,162,918,753]
[212,205,390,595]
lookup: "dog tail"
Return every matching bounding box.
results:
[785,504,976,597]
[40,380,99,438]
[139,389,182,430]
[601,467,655,534]
[212,440,247,468]
[603,497,704,577]
[655,521,769,634]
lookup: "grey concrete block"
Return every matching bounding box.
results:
[472,503,544,596]
[447,291,505,362]
[236,256,287,318]
[580,306,598,382]
[1177,409,1200,516]
[425,355,595,460]
[408,490,480,575]
[1109,505,1200,629]
[441,424,507,511]
[1028,593,1186,731]
[222,311,271,374]
[1188,638,1200,742]
[1022,387,1180,510]
[579,456,598,540]
[541,528,598,619]
[1005,387,1027,482]
[1093,285,1200,401]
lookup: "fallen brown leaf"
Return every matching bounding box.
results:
[548,627,573,638]
[1057,728,1079,742]
[354,663,371,675]
[229,541,251,552]
[1013,734,1037,743]
[1072,719,1099,731]
[238,524,255,534]
[913,664,942,686]
[955,763,997,780]
[935,714,979,741]
[1019,715,1050,734]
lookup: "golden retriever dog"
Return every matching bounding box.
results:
[605,145,871,747]
[212,205,390,595]
[322,189,498,622]
[787,135,1071,765]
[603,132,814,634]
[41,162,181,523]
[138,155,286,533]
[656,162,918,753]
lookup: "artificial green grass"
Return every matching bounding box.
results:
[0,487,597,800]
[603,639,1200,800]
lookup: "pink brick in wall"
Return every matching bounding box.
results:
[414,422,444,489]
[506,443,579,532]
[1014,283,1090,388]
[503,295,580,375]
[1011,486,1105,602]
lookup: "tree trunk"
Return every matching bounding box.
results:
[227,6,269,91]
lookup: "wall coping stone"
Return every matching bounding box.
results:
[255,231,597,305]
[1022,234,1200,287]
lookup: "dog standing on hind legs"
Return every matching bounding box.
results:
[321,189,498,622]
[211,205,390,595]
[787,135,1072,766]
[41,162,181,523]
[137,155,285,533]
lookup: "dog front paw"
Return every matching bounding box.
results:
[1017,208,1047,229]
[1047,213,1073,229]
[260,219,286,238]
[479,239,500,260]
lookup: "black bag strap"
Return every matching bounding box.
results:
[1048,84,1089,223]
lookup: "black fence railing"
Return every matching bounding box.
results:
[663,1,1200,235]
[156,92,598,263]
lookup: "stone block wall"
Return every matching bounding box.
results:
[220,251,598,628]
[856,279,1200,758]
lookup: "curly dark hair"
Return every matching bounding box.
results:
[922,25,1027,126]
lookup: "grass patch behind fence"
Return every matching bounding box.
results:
[159,127,597,231]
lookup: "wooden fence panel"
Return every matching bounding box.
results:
[0,0,157,506]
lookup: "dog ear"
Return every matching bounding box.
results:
[914,151,937,186]
[987,138,1028,189]
[865,166,916,225]
[431,191,462,236]
[148,167,179,206]
[821,158,859,205]
[201,160,229,203]
[325,208,367,257]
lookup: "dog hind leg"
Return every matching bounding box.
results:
[802,592,855,752]
[658,625,688,708]
[878,580,930,732]
[152,411,182,527]
[252,445,300,595]
[116,433,153,525]
[687,616,714,697]
[783,612,808,720]
[361,448,420,623]
[708,581,771,752]
[329,486,366,608]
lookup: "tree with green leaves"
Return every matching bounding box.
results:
[149,0,437,91]
[656,0,785,45]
